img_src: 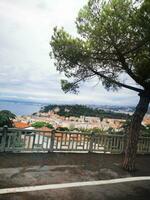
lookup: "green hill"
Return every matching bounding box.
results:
[40,104,129,119]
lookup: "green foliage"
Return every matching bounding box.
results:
[41,104,129,119]
[45,123,54,129]
[107,127,124,135]
[61,80,79,94]
[0,110,16,127]
[50,0,150,93]
[31,121,53,129]
[121,119,131,133]
[140,124,150,136]
[56,127,69,131]
[31,121,46,128]
[90,127,105,134]
[55,126,106,134]
[121,120,150,136]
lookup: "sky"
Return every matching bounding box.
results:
[0,0,140,106]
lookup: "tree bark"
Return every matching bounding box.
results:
[123,90,150,171]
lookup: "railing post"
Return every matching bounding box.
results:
[123,134,127,153]
[32,134,36,149]
[89,132,94,153]
[49,129,55,153]
[2,125,8,152]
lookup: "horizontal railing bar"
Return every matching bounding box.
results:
[0,126,150,154]
[55,130,91,135]
[7,128,53,133]
[139,137,150,139]
[0,127,147,137]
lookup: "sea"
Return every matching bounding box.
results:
[0,100,46,116]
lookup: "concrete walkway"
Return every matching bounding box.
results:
[0,153,150,200]
[0,177,150,195]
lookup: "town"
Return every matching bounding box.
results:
[0,0,150,199]
[13,105,150,133]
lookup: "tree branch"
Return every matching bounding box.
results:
[63,73,96,93]
[123,39,149,56]
[108,37,146,88]
[89,68,143,93]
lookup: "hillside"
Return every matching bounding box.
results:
[40,104,129,119]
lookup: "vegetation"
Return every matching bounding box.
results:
[121,120,150,137]
[31,121,53,129]
[0,110,16,128]
[141,125,150,137]
[56,126,107,134]
[50,0,150,171]
[41,104,129,119]
[56,127,69,131]
[79,127,107,134]
[56,124,149,136]
[46,123,54,129]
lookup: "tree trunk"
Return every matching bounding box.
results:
[123,91,150,171]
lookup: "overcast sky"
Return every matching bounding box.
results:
[0,0,139,106]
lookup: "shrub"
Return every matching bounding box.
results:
[31,121,46,128]
[45,123,54,129]
[56,127,69,131]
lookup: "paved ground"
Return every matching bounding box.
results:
[0,153,150,200]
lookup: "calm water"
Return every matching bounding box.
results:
[0,101,44,116]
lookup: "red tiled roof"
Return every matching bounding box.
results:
[14,122,30,128]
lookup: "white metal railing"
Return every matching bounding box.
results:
[0,127,150,154]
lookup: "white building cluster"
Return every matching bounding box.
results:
[15,110,125,130]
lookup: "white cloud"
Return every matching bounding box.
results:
[0,0,139,106]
